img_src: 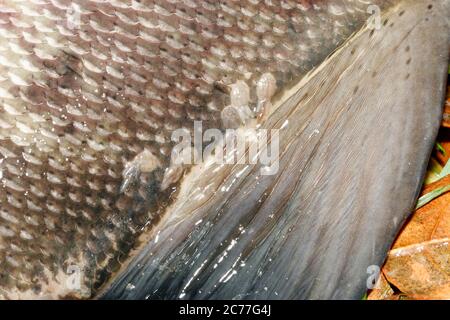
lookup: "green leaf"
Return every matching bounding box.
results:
[439,158,450,178]
[416,184,450,209]
[436,142,446,155]
[424,158,443,184]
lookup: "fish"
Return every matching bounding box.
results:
[100,0,450,299]
[0,0,447,299]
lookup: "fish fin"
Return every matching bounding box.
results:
[100,0,449,300]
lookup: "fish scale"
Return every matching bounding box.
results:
[0,0,393,298]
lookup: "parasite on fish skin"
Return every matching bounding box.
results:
[0,0,445,300]
[120,149,162,193]
[256,73,277,122]
[221,80,254,128]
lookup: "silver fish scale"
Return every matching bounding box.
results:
[0,0,388,298]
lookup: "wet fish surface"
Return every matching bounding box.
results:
[0,0,447,299]
[101,0,450,299]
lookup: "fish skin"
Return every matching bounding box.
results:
[0,0,397,299]
[100,0,450,300]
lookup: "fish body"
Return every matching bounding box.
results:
[0,0,447,299]
[101,0,450,299]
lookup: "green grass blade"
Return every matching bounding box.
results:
[416,184,450,209]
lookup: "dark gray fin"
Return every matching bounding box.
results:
[100,0,449,300]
